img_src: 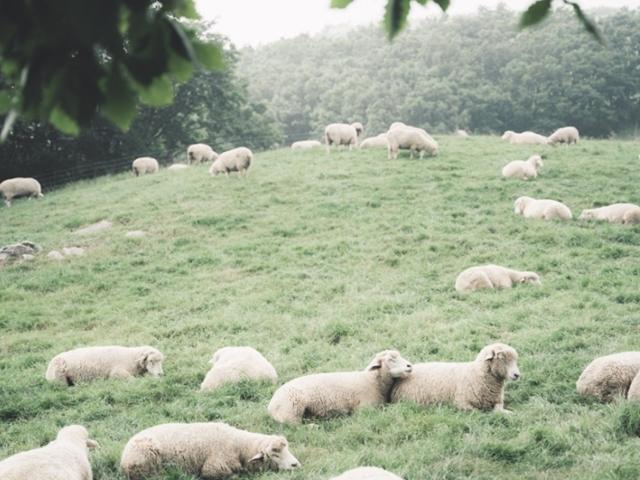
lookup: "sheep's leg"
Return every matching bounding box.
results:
[493,403,512,414]
[201,454,238,478]
[4,199,11,207]
[110,367,133,379]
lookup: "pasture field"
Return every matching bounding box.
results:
[1,136,640,479]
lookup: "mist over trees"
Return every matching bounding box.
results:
[238,7,640,143]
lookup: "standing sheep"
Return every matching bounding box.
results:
[120,422,300,480]
[45,346,164,385]
[0,425,98,480]
[391,343,520,412]
[359,133,388,149]
[514,196,573,220]
[200,346,278,392]
[455,264,540,293]
[324,123,362,152]
[502,154,543,180]
[579,203,640,225]
[501,131,548,145]
[387,125,438,160]
[331,467,404,480]
[209,147,253,177]
[0,177,43,207]
[548,126,579,145]
[576,352,640,402]
[267,350,412,425]
[291,140,322,149]
[131,157,159,176]
[187,143,218,164]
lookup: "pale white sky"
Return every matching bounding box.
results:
[195,0,640,47]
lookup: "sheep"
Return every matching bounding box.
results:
[120,422,300,480]
[389,122,435,143]
[45,346,164,385]
[391,343,520,412]
[548,126,579,145]
[187,143,218,164]
[501,131,548,145]
[576,352,640,402]
[200,346,277,392]
[0,241,40,258]
[131,157,159,176]
[514,196,572,220]
[455,264,540,293]
[0,425,98,480]
[324,123,363,152]
[331,467,404,480]
[267,350,412,425]
[359,134,388,149]
[501,154,544,180]
[291,140,322,149]
[387,125,438,160]
[579,203,640,225]
[209,147,253,177]
[455,129,470,138]
[0,177,43,207]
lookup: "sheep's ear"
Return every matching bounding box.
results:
[484,350,496,361]
[270,437,287,453]
[87,439,99,449]
[249,452,264,463]
[137,351,151,368]
[366,355,383,371]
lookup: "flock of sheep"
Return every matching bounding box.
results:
[1,122,640,480]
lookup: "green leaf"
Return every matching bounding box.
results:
[520,0,552,27]
[168,52,195,82]
[193,42,224,70]
[174,0,200,19]
[50,106,80,136]
[331,0,355,7]
[563,0,603,43]
[139,75,174,106]
[384,0,411,39]
[100,68,137,130]
[0,91,12,115]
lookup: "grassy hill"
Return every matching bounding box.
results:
[1,136,639,479]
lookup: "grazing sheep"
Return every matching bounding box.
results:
[0,177,43,207]
[0,425,98,480]
[209,147,253,177]
[501,131,548,145]
[391,343,520,412]
[45,346,164,385]
[291,140,322,150]
[359,134,388,149]
[331,467,404,480]
[131,157,159,176]
[514,196,572,220]
[387,125,438,160]
[389,122,435,142]
[267,350,413,425]
[455,129,470,138]
[502,154,544,180]
[201,346,277,392]
[548,126,579,145]
[579,203,640,225]
[120,422,300,480]
[324,123,362,151]
[576,352,640,402]
[455,264,540,293]
[187,143,218,164]
[167,163,189,171]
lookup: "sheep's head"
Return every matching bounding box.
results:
[209,162,223,176]
[138,347,164,377]
[579,209,595,220]
[519,272,541,285]
[501,130,515,140]
[366,350,413,378]
[623,208,640,225]
[514,196,531,215]
[57,425,99,450]
[529,155,544,169]
[479,343,520,381]
[351,122,364,137]
[250,436,300,471]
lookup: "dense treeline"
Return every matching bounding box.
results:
[238,7,640,143]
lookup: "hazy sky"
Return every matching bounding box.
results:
[195,0,640,47]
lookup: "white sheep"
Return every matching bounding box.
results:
[514,196,572,220]
[187,143,218,164]
[209,147,253,177]
[579,203,640,225]
[331,467,404,480]
[501,131,548,145]
[548,126,579,145]
[391,343,520,412]
[455,129,470,138]
[359,133,388,149]
[0,425,98,480]
[324,123,362,152]
[45,346,164,385]
[267,350,412,425]
[291,140,322,149]
[389,122,435,142]
[455,264,540,293]
[502,154,544,180]
[0,177,43,207]
[200,346,277,392]
[387,125,438,160]
[576,352,640,402]
[131,157,159,176]
[120,422,300,480]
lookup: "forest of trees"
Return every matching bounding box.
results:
[238,7,640,143]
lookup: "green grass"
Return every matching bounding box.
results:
[1,136,640,479]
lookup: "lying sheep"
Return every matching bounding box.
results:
[455,129,470,138]
[45,346,164,385]
[502,154,544,180]
[548,126,579,145]
[0,425,98,480]
[455,264,540,293]
[291,140,322,149]
[579,203,640,225]
[187,143,218,164]
[131,157,159,176]
[387,125,438,160]
[324,123,362,151]
[501,131,548,145]
[391,343,520,412]
[576,352,640,402]
[201,346,277,392]
[120,422,300,480]
[0,177,43,207]
[268,350,412,425]
[359,134,388,149]
[514,196,572,220]
[331,467,404,480]
[209,147,253,177]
